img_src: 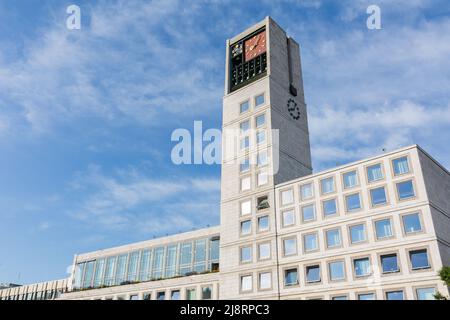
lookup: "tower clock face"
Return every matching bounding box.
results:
[287,98,300,120]
[244,30,266,62]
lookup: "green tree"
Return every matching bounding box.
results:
[434,266,450,300]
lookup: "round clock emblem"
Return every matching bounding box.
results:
[287,98,300,120]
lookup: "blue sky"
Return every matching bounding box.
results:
[0,0,449,284]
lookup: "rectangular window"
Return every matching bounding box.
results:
[350,224,366,243]
[284,268,298,286]
[258,216,269,232]
[300,183,314,200]
[257,151,268,167]
[381,254,399,273]
[258,243,271,260]
[257,171,268,186]
[256,113,266,127]
[416,287,436,300]
[240,100,249,113]
[375,218,393,239]
[194,239,207,273]
[397,180,415,200]
[240,157,250,172]
[93,258,105,288]
[240,120,250,134]
[82,261,95,288]
[402,213,422,234]
[302,204,315,222]
[345,193,361,212]
[255,94,265,107]
[370,186,387,206]
[143,293,151,300]
[257,196,269,210]
[354,257,371,277]
[241,275,252,292]
[126,252,139,282]
[358,293,375,300]
[179,243,192,276]
[306,265,321,283]
[386,291,404,300]
[326,228,342,248]
[153,247,164,279]
[283,238,297,256]
[409,249,430,270]
[281,189,294,206]
[392,156,410,175]
[332,296,348,300]
[241,220,251,236]
[156,291,165,301]
[303,233,318,252]
[171,290,180,300]
[202,286,212,300]
[329,261,345,281]
[240,136,249,150]
[241,200,252,216]
[256,130,266,144]
[322,198,337,217]
[241,176,251,191]
[165,245,177,278]
[186,289,196,300]
[367,164,383,182]
[240,246,252,263]
[321,177,335,194]
[115,254,127,285]
[282,210,295,227]
[343,170,358,188]
[259,272,272,290]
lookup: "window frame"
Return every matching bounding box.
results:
[239,99,250,114]
[408,247,432,272]
[302,232,319,254]
[299,182,314,201]
[257,242,271,261]
[240,219,252,237]
[400,211,424,236]
[373,217,395,241]
[301,203,316,223]
[327,259,347,282]
[254,92,266,108]
[283,267,299,288]
[280,188,294,207]
[378,251,401,275]
[414,286,437,300]
[341,169,360,190]
[255,112,266,128]
[395,178,417,202]
[240,274,253,294]
[384,289,405,300]
[320,175,336,195]
[324,227,342,249]
[304,263,322,284]
[257,271,273,291]
[365,162,386,184]
[239,245,253,264]
[348,222,368,245]
[257,215,270,233]
[282,236,298,257]
[344,191,363,213]
[369,185,389,208]
[352,256,372,279]
[389,154,412,177]
[281,209,296,228]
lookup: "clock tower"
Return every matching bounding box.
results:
[219,17,312,299]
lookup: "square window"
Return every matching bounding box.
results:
[349,224,366,243]
[258,243,271,260]
[186,289,196,300]
[397,180,415,200]
[416,287,436,300]
[240,120,250,134]
[202,286,212,300]
[343,170,358,188]
[375,219,393,239]
[156,292,165,300]
[358,293,375,300]
[129,294,139,300]
[241,176,251,191]
[257,151,268,167]
[386,291,404,300]
[302,204,315,222]
[332,296,347,300]
[381,254,399,273]
[306,265,321,283]
[300,183,314,200]
[240,157,250,172]
[258,216,269,232]
[303,233,318,252]
[257,171,268,186]
[367,164,383,182]
[240,246,252,263]
[256,114,266,127]
[409,249,430,270]
[259,272,272,290]
[321,177,335,194]
[329,261,345,281]
[281,189,294,206]
[240,137,249,150]
[143,293,151,300]
[240,220,251,236]
[240,101,249,113]
[241,200,251,216]
[171,290,180,300]
[255,94,265,107]
[370,186,387,206]
[282,210,295,227]
[326,228,341,248]
[283,238,297,256]
[257,196,270,210]
[354,258,371,277]
[284,268,298,286]
[256,130,266,144]
[322,198,337,217]
[392,156,410,176]
[345,193,361,212]
[241,275,252,292]
[402,213,422,234]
